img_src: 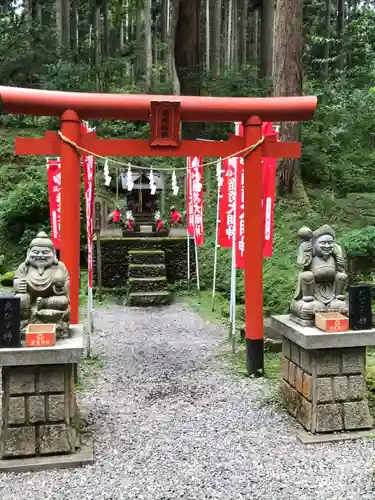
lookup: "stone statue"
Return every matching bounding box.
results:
[13,232,70,338]
[290,225,348,325]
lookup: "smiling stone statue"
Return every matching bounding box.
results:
[13,231,70,337]
[290,224,348,325]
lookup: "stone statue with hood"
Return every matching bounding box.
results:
[290,224,349,325]
[13,231,70,338]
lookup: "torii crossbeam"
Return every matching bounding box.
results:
[0,86,317,376]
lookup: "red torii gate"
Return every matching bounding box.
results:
[0,86,317,376]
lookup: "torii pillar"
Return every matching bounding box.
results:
[0,86,317,375]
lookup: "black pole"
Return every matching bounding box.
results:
[246,338,264,377]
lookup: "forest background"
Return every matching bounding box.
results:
[1,0,375,319]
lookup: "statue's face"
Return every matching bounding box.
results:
[315,234,334,257]
[28,246,55,268]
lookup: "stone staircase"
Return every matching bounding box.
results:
[127,249,172,306]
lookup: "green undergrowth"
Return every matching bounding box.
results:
[194,192,375,317]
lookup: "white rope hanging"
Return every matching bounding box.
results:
[104,159,112,186]
[149,169,157,195]
[171,169,179,196]
[127,164,134,191]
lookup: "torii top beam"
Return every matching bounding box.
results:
[0,86,317,123]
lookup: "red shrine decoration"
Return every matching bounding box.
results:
[187,157,204,246]
[150,101,181,147]
[47,158,61,249]
[218,158,236,248]
[0,85,317,375]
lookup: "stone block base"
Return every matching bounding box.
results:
[281,339,373,433]
[1,364,79,458]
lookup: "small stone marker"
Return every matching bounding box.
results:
[349,284,373,331]
[0,294,21,348]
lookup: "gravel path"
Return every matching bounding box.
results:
[1,302,375,499]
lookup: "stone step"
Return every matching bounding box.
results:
[129,277,168,293]
[127,291,172,307]
[129,250,165,265]
[128,264,166,278]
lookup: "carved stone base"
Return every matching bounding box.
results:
[289,315,314,327]
[272,315,375,434]
[0,325,84,459]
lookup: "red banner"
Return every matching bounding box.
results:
[218,157,237,248]
[81,122,95,288]
[235,123,245,268]
[262,124,278,258]
[186,157,204,246]
[47,158,61,250]
[230,121,278,267]
[47,122,95,287]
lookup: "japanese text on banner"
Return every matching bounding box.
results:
[186,157,204,246]
[81,122,96,289]
[235,156,245,268]
[47,158,61,249]
[218,158,236,248]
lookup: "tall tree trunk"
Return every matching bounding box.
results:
[33,0,42,23]
[168,0,180,94]
[0,0,9,13]
[232,0,238,71]
[119,0,125,50]
[160,0,168,65]
[239,0,247,67]
[103,0,109,57]
[152,0,158,78]
[144,0,152,91]
[212,0,222,77]
[94,1,101,90]
[175,0,201,137]
[260,0,274,78]
[205,0,210,73]
[226,0,232,70]
[56,0,63,54]
[71,0,78,59]
[135,0,143,81]
[337,0,345,89]
[323,0,331,79]
[61,0,70,51]
[249,9,259,62]
[274,0,304,196]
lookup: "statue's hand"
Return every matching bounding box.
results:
[301,241,312,253]
[36,297,45,311]
[52,282,65,296]
[17,279,27,294]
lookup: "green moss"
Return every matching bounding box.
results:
[129,249,165,254]
[94,236,195,289]
[0,271,14,286]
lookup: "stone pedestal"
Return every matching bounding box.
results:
[271,315,375,434]
[0,325,84,459]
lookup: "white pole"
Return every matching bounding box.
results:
[212,158,222,311]
[87,287,93,357]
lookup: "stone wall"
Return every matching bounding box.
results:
[1,364,78,458]
[281,339,373,433]
[93,236,195,290]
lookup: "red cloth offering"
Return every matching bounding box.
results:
[112,209,121,223]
